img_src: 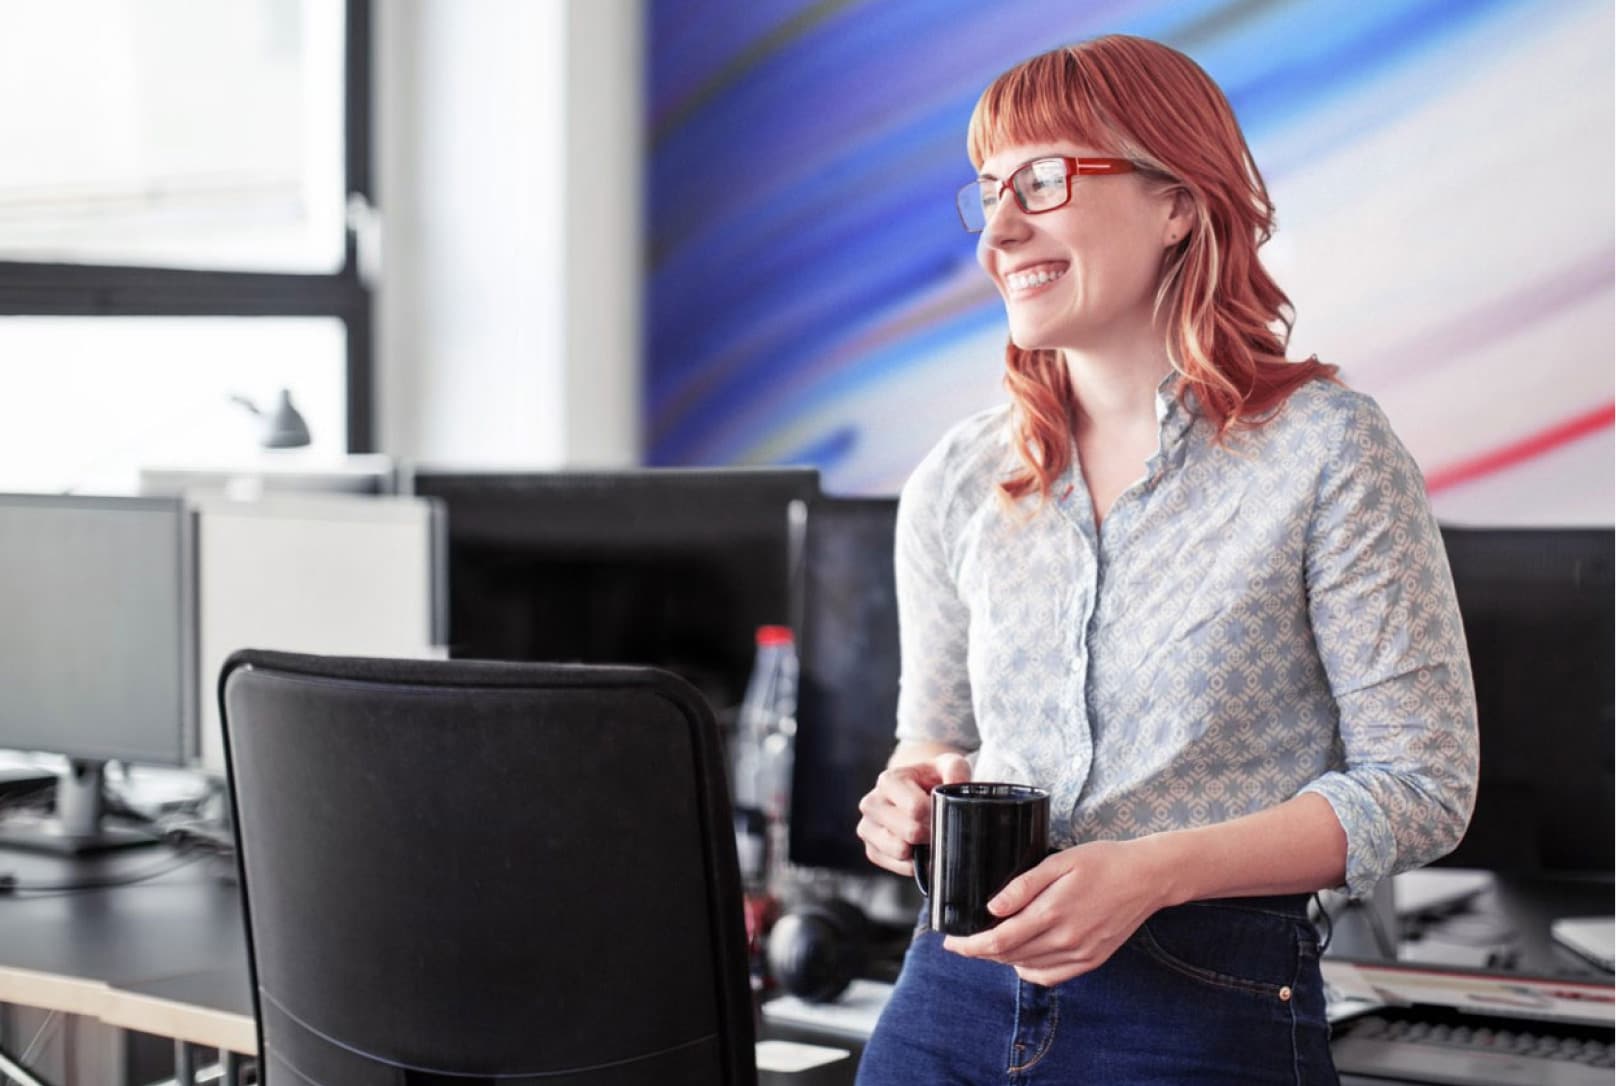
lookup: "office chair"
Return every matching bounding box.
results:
[219,649,757,1085]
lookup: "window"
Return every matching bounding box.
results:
[0,316,347,494]
[0,0,373,492]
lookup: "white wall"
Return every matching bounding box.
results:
[562,0,644,466]
[375,0,641,467]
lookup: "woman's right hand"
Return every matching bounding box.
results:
[856,750,972,876]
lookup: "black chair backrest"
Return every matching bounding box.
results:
[219,649,755,1085]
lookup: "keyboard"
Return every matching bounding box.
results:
[1333,1011,1614,1085]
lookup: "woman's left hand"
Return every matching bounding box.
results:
[941,838,1176,986]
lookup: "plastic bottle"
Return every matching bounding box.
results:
[732,625,797,820]
[758,631,797,830]
[733,625,797,884]
[732,625,798,997]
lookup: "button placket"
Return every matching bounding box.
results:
[1057,522,1096,836]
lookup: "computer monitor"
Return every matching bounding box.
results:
[1434,525,1614,875]
[403,467,820,719]
[789,496,901,871]
[0,492,197,852]
[192,493,447,777]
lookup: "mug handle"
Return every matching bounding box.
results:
[912,842,930,896]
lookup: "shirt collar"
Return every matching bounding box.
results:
[1154,369,1185,418]
[1150,370,1199,467]
[1155,368,1196,423]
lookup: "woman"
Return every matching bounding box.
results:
[853,35,1478,1085]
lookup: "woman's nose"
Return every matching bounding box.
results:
[980,198,1029,251]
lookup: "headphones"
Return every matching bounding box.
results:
[765,896,869,1003]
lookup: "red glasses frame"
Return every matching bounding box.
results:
[958,156,1136,233]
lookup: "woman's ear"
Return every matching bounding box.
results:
[1164,187,1195,246]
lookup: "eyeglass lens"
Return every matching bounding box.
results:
[957,158,1072,232]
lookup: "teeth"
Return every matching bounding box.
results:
[1007,265,1067,291]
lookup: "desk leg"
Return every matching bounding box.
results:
[222,1051,247,1086]
[172,1041,196,1086]
[0,1044,55,1086]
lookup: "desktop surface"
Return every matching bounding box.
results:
[0,846,244,988]
[1324,872,1616,987]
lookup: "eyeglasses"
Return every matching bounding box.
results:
[956,156,1136,233]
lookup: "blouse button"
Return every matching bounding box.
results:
[1278,986,1293,1002]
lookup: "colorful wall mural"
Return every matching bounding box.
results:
[646,0,1613,524]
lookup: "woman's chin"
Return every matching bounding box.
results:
[1006,307,1084,351]
[1008,325,1064,352]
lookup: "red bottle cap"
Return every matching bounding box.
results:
[755,625,794,646]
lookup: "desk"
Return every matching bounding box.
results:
[0,846,852,1086]
[0,847,252,1085]
[3,848,1609,1086]
[1324,872,1616,980]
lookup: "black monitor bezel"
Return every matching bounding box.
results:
[788,494,903,873]
[403,465,821,719]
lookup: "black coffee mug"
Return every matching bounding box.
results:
[913,782,1050,936]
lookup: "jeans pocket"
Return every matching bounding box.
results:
[1131,901,1302,1000]
[910,905,930,941]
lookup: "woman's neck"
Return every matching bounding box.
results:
[1061,338,1172,432]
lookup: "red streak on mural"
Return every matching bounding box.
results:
[1425,403,1616,494]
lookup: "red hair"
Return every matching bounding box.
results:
[968,36,1340,505]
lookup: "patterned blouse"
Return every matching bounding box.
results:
[893,373,1479,898]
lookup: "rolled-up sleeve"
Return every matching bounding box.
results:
[1297,393,1479,899]
[893,441,980,750]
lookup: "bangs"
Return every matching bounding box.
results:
[967,49,1119,170]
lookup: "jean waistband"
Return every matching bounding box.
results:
[1174,893,1312,919]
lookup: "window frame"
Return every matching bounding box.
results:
[0,0,376,453]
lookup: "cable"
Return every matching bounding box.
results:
[18,1010,58,1066]
[157,820,236,856]
[0,845,210,897]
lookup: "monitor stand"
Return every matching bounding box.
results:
[0,759,159,855]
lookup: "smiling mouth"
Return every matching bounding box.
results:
[1004,262,1069,295]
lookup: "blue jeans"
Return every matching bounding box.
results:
[857,894,1338,1085]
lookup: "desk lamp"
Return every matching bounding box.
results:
[229,389,311,449]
